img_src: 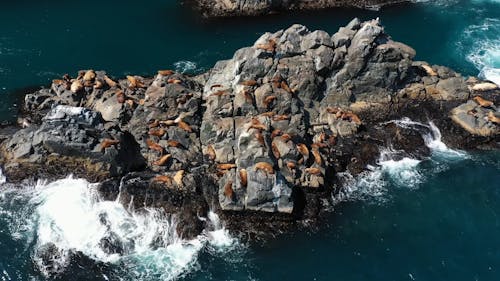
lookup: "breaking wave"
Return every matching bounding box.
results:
[334,118,467,204]
[0,176,242,280]
[462,18,500,85]
[173,60,199,74]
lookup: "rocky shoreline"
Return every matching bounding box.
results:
[0,18,499,239]
[192,0,409,17]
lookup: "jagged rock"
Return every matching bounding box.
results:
[1,18,499,238]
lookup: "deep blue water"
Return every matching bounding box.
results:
[0,0,499,280]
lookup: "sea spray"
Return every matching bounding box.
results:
[461,18,500,85]
[334,118,467,204]
[0,175,241,280]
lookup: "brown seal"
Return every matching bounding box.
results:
[167,140,182,148]
[206,145,216,160]
[256,38,277,53]
[148,128,166,137]
[178,121,193,133]
[487,111,500,124]
[104,75,118,88]
[217,163,237,170]
[305,167,322,175]
[100,138,120,151]
[254,162,274,174]
[239,169,248,187]
[223,181,234,199]
[153,175,172,185]
[153,154,172,166]
[146,139,164,154]
[158,70,174,76]
[240,80,258,87]
[173,170,184,186]
[473,96,494,108]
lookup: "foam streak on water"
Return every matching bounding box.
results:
[0,175,240,281]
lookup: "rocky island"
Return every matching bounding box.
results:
[0,18,498,239]
[193,0,409,17]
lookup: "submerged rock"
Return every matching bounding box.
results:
[1,18,499,238]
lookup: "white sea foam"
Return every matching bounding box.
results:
[0,176,240,280]
[0,169,6,185]
[335,118,468,204]
[173,60,198,74]
[462,18,500,85]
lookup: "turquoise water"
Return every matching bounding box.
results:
[0,0,499,280]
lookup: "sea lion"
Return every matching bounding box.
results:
[420,65,437,76]
[176,93,193,105]
[254,162,274,174]
[160,120,177,126]
[243,90,254,103]
[286,161,296,170]
[70,80,83,93]
[326,107,341,114]
[206,145,216,160]
[167,140,182,148]
[52,79,65,85]
[158,70,174,76]
[311,147,322,165]
[255,131,265,146]
[125,99,135,108]
[271,141,281,159]
[487,111,500,124]
[116,90,126,103]
[473,96,494,108]
[271,129,282,139]
[263,95,277,108]
[148,128,166,137]
[223,181,234,199]
[104,75,118,88]
[239,169,248,187]
[305,167,322,175]
[272,114,290,121]
[83,70,96,81]
[472,82,498,92]
[178,121,193,133]
[167,78,182,84]
[146,139,164,154]
[153,175,172,185]
[148,119,160,128]
[247,118,267,131]
[217,163,237,170]
[341,112,362,125]
[127,75,145,89]
[153,154,172,166]
[173,170,184,186]
[280,81,292,93]
[93,79,104,89]
[100,138,120,151]
[296,143,309,159]
[281,134,292,142]
[240,80,258,87]
[256,38,277,53]
[260,111,275,117]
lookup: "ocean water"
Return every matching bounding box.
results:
[0,0,499,280]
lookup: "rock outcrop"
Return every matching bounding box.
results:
[193,0,408,17]
[1,18,499,238]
